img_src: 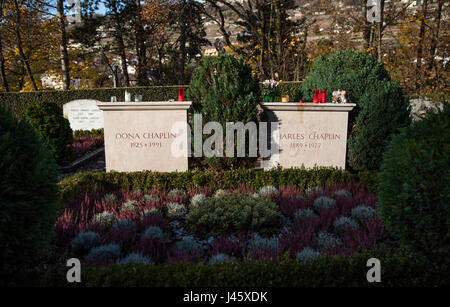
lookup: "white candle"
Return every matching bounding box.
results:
[125,91,131,102]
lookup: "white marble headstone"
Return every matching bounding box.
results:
[63,99,104,131]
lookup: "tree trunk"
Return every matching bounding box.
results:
[111,0,130,87]
[14,0,38,91]
[363,2,370,50]
[428,0,443,71]
[58,0,71,90]
[416,0,428,90]
[275,0,282,78]
[0,36,9,92]
[377,0,385,62]
[135,0,147,85]
[0,1,8,92]
[178,0,187,85]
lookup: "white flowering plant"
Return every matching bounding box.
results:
[262,79,281,98]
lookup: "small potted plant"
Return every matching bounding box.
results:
[262,80,281,102]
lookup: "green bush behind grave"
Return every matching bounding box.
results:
[187,54,261,169]
[0,107,59,280]
[17,246,449,287]
[0,83,302,120]
[377,105,450,261]
[25,101,74,165]
[58,167,378,203]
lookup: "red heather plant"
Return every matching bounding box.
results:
[211,234,251,260]
[83,254,115,267]
[279,228,317,257]
[246,242,282,263]
[102,225,137,250]
[246,248,283,264]
[188,187,215,198]
[317,207,341,232]
[73,136,104,157]
[279,196,309,217]
[138,214,170,233]
[167,249,205,265]
[133,238,170,264]
[228,184,257,195]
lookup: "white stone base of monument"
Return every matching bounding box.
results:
[260,102,356,170]
[97,102,192,173]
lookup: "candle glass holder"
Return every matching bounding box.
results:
[282,95,289,102]
[125,91,131,102]
[135,95,142,102]
[111,96,117,103]
[320,90,327,103]
[178,88,185,102]
[313,90,320,104]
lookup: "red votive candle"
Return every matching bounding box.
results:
[320,90,327,103]
[178,88,185,102]
[299,99,305,104]
[313,90,320,104]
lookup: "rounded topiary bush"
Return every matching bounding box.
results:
[25,100,74,165]
[187,194,279,237]
[377,105,450,261]
[301,50,390,104]
[0,108,59,280]
[187,54,260,169]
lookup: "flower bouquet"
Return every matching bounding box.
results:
[262,80,281,102]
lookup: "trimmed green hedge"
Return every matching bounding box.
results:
[0,86,187,120]
[58,167,377,203]
[17,246,449,287]
[0,83,302,120]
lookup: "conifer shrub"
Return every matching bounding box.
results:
[0,107,59,278]
[25,101,74,165]
[377,105,450,261]
[187,194,279,237]
[348,82,411,170]
[187,54,260,169]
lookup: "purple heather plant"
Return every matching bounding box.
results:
[55,184,387,266]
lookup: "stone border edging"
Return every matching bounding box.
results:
[60,147,105,173]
